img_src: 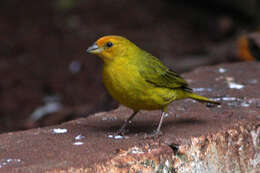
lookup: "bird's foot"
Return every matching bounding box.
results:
[116,128,127,136]
[144,130,163,139]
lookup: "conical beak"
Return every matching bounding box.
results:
[87,43,102,54]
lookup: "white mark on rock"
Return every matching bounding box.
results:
[218,68,227,73]
[102,117,117,121]
[228,82,244,89]
[240,101,250,107]
[108,135,113,138]
[191,100,197,103]
[114,135,123,139]
[52,128,68,134]
[163,167,168,173]
[211,98,221,101]
[75,134,85,140]
[0,158,21,168]
[225,76,244,90]
[222,97,238,101]
[213,97,253,107]
[108,134,126,140]
[192,88,213,92]
[131,147,144,154]
[162,160,171,173]
[73,141,84,145]
[165,160,170,167]
[239,145,243,151]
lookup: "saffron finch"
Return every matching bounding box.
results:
[87,35,219,135]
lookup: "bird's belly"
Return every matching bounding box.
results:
[103,67,174,111]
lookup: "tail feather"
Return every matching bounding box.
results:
[188,93,220,105]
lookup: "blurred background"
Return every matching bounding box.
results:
[0,0,259,133]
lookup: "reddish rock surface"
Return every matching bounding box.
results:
[0,62,259,172]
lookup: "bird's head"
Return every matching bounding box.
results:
[87,35,138,63]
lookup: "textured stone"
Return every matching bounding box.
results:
[0,62,259,173]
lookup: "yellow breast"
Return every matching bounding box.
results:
[102,58,174,111]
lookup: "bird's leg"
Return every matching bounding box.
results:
[117,111,138,135]
[155,112,168,135]
[143,111,168,139]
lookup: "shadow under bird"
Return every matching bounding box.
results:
[87,35,220,136]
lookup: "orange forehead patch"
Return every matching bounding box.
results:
[96,35,124,46]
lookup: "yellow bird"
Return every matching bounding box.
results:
[87,35,219,135]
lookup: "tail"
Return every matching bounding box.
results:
[187,92,220,105]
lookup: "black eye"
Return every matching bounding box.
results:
[106,42,113,48]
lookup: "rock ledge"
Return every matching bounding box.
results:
[1,62,260,173]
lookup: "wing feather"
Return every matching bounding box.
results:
[138,52,191,91]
